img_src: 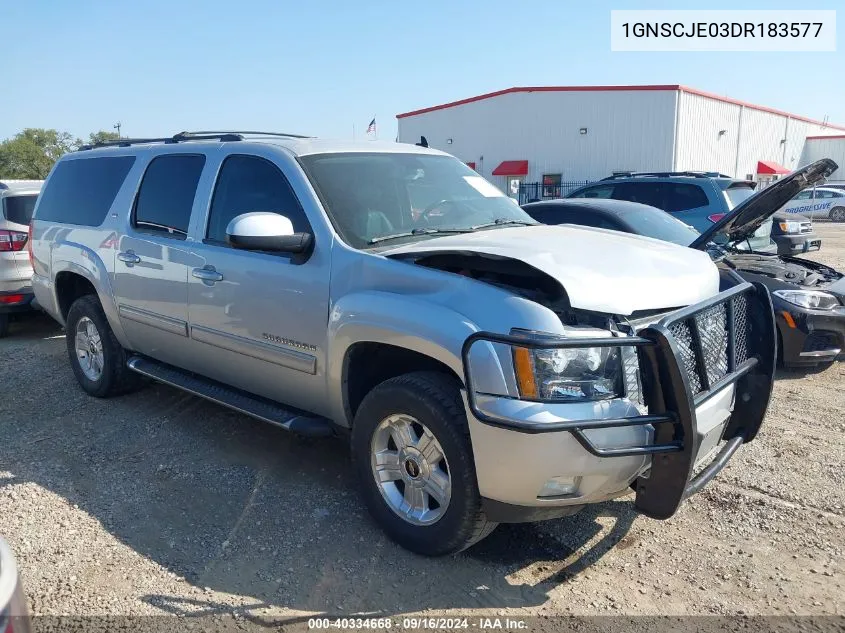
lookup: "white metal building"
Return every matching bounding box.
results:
[396,85,844,198]
[800,135,845,183]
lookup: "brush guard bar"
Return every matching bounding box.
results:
[461,281,776,519]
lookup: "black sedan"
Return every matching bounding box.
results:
[523,196,845,369]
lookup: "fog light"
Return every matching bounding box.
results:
[538,476,581,498]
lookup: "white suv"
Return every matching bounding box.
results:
[0,180,43,337]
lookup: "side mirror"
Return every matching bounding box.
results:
[225,212,313,254]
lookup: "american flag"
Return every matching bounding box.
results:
[366,118,376,134]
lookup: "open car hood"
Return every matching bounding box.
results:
[689,158,838,250]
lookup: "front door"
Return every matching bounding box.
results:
[112,153,206,367]
[186,153,332,416]
[506,177,522,200]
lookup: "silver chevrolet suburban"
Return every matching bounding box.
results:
[30,132,777,556]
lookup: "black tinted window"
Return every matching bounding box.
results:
[35,156,135,226]
[575,185,614,199]
[525,205,621,230]
[611,182,665,208]
[207,155,308,244]
[3,194,38,225]
[662,184,709,212]
[133,154,206,238]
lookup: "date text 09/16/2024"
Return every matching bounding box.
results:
[307,617,528,630]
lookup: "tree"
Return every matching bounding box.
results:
[86,130,121,146]
[0,128,81,179]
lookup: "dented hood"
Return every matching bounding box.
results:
[384,225,719,315]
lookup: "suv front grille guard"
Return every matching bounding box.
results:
[461,281,776,519]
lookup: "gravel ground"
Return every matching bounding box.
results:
[1,223,843,622]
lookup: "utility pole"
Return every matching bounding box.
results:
[113,122,122,138]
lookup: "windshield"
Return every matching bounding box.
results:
[2,194,38,226]
[624,206,700,246]
[299,153,536,249]
[723,184,756,210]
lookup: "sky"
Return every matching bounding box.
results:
[2,0,843,143]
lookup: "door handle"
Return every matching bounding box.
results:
[192,266,224,283]
[117,251,141,265]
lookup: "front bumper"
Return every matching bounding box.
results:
[773,233,821,256]
[462,282,775,522]
[777,302,845,367]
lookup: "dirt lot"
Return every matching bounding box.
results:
[1,224,843,622]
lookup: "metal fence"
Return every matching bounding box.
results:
[517,180,592,205]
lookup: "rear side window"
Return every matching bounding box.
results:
[133,154,206,239]
[611,182,665,208]
[3,194,38,225]
[662,184,709,212]
[206,155,308,244]
[35,156,135,226]
[574,185,614,199]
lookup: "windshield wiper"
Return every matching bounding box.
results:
[469,219,538,230]
[367,227,473,245]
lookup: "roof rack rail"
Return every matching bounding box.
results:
[77,130,311,151]
[180,130,312,139]
[77,132,244,151]
[601,171,733,181]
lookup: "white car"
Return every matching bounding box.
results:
[780,186,845,221]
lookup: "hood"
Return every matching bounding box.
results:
[384,225,719,315]
[690,158,838,250]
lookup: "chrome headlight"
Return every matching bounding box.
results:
[773,289,840,311]
[512,344,625,402]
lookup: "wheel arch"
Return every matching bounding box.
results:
[52,254,130,348]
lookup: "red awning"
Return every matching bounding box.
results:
[492,160,528,176]
[756,160,790,175]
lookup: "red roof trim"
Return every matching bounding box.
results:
[806,134,845,140]
[396,84,845,131]
[491,160,528,176]
[757,160,790,175]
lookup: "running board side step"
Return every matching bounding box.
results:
[126,355,333,438]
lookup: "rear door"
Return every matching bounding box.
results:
[111,151,207,367]
[186,149,332,415]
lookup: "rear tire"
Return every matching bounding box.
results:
[351,371,497,556]
[830,207,845,222]
[65,295,143,397]
[0,313,9,338]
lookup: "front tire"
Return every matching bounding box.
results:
[65,295,143,397]
[351,371,497,556]
[830,207,845,222]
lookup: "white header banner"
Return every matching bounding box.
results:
[611,10,836,52]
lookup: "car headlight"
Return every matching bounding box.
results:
[512,344,625,402]
[773,289,840,311]
[777,220,801,234]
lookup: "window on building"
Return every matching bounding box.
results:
[133,154,206,238]
[542,174,562,198]
[207,155,308,245]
